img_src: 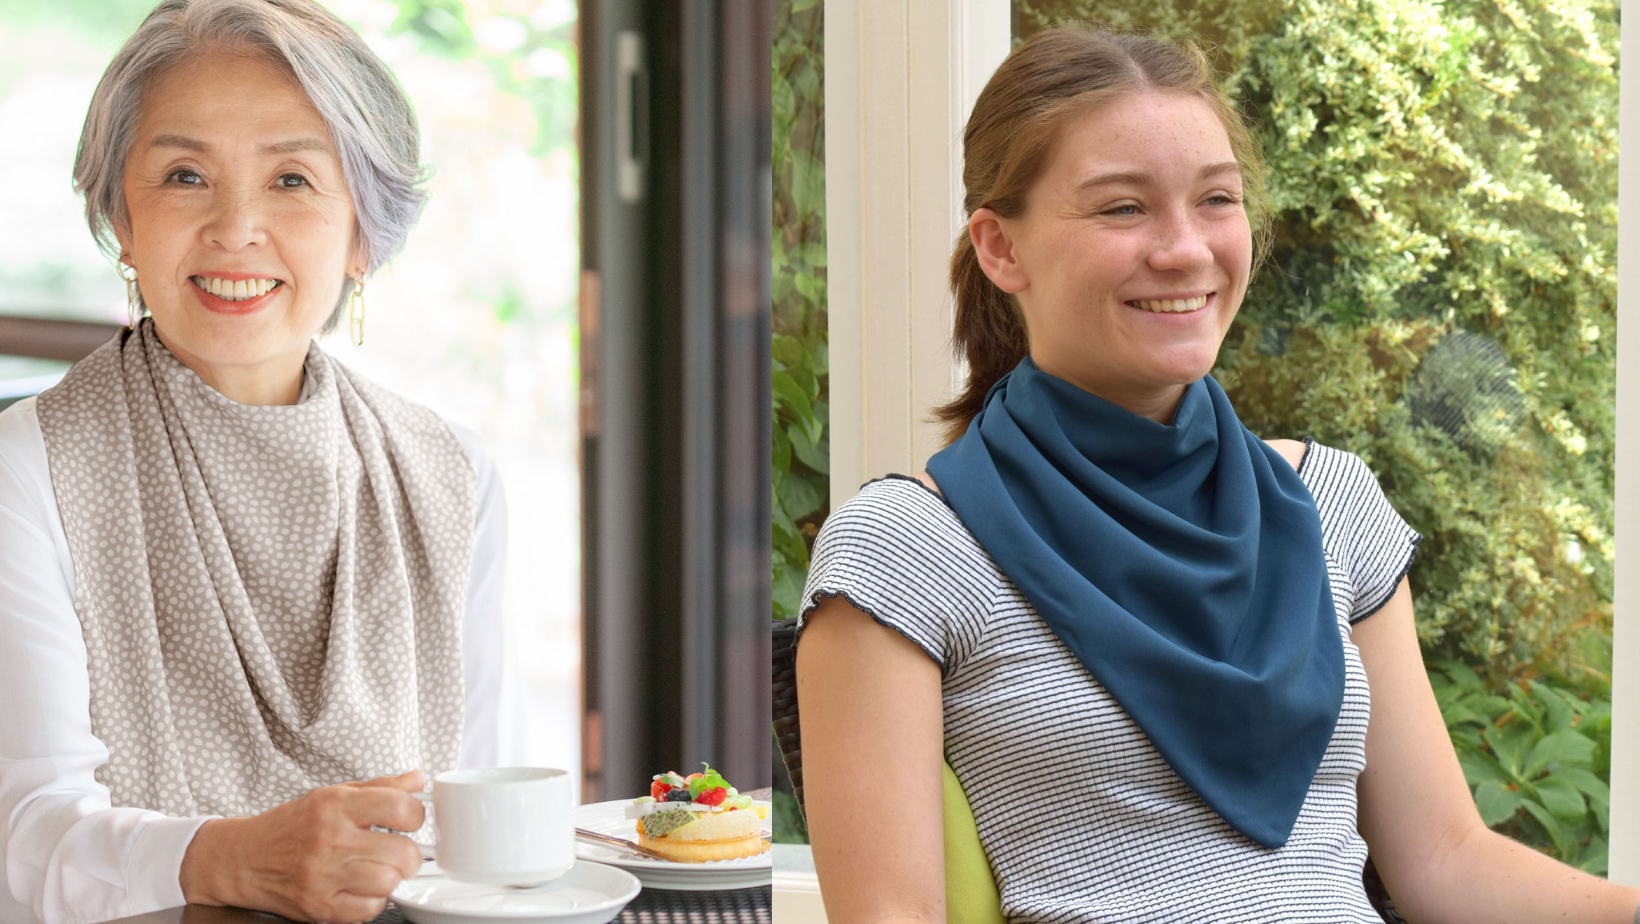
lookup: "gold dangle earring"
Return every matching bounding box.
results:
[348,276,366,346]
[119,260,141,330]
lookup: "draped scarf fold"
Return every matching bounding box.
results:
[36,320,477,818]
[926,358,1341,848]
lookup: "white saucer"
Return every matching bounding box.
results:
[393,860,641,924]
[572,799,772,892]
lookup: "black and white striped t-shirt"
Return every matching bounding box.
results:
[798,441,1421,923]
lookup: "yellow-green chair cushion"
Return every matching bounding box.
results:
[943,761,1005,924]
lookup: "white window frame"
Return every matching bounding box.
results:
[1610,0,1637,885]
[820,0,1637,890]
[824,0,1011,507]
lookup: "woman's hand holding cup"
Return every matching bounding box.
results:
[178,770,428,923]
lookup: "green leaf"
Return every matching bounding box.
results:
[790,149,826,221]
[773,333,807,371]
[689,765,731,799]
[1457,751,1510,788]
[779,469,826,522]
[1555,767,1610,801]
[773,566,803,621]
[1441,703,1487,729]
[1529,681,1576,732]
[794,271,827,308]
[1522,730,1596,779]
[1556,767,1610,834]
[1519,798,1576,860]
[774,370,814,422]
[1432,659,1482,689]
[1473,780,1522,827]
[800,241,828,267]
[1484,721,1536,779]
[773,423,792,473]
[1471,696,1514,723]
[789,423,830,475]
[1529,776,1586,823]
[791,0,818,11]
[1575,835,1608,876]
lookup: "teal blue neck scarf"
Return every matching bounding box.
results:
[926,358,1341,849]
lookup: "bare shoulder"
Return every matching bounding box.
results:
[1263,438,1307,473]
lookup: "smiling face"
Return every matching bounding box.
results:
[117,49,362,404]
[973,91,1253,421]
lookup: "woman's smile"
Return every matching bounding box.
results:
[189,273,287,314]
[1126,291,1213,314]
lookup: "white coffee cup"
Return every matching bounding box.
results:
[413,767,574,887]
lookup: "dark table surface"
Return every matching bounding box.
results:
[104,886,772,924]
[103,791,775,924]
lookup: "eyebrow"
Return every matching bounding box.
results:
[1075,161,1243,191]
[148,134,333,156]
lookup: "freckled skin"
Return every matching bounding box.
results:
[982,92,1254,422]
[116,51,363,404]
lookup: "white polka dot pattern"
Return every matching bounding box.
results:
[35,321,477,818]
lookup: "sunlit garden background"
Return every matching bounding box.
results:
[773,0,1622,876]
[0,0,582,782]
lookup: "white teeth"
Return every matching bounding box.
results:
[193,276,280,301]
[1132,295,1208,313]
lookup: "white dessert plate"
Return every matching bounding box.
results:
[393,859,640,924]
[572,799,772,891]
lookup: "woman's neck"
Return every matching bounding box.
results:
[152,326,306,406]
[1030,357,1190,425]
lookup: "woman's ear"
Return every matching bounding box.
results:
[969,207,1028,295]
[348,229,370,283]
[113,224,135,271]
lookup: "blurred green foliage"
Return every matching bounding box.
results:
[1019,0,1617,865]
[772,0,828,623]
[1431,659,1613,873]
[369,0,577,163]
[771,0,826,845]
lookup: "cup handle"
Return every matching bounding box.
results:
[411,791,438,860]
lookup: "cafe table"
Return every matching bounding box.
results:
[102,791,775,924]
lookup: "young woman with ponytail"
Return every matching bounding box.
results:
[793,25,1640,924]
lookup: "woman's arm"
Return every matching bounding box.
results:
[0,399,218,924]
[448,423,509,769]
[797,596,947,924]
[1353,579,1640,923]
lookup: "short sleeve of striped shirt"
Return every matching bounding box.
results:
[1301,441,1423,624]
[796,476,996,674]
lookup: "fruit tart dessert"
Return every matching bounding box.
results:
[625,765,771,863]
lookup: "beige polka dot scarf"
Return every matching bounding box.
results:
[36,320,476,818]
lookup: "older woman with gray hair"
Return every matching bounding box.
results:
[0,0,509,921]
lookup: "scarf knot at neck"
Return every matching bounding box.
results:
[927,358,1341,848]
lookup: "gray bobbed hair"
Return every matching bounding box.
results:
[74,0,428,330]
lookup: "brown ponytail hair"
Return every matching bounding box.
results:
[933,26,1272,443]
